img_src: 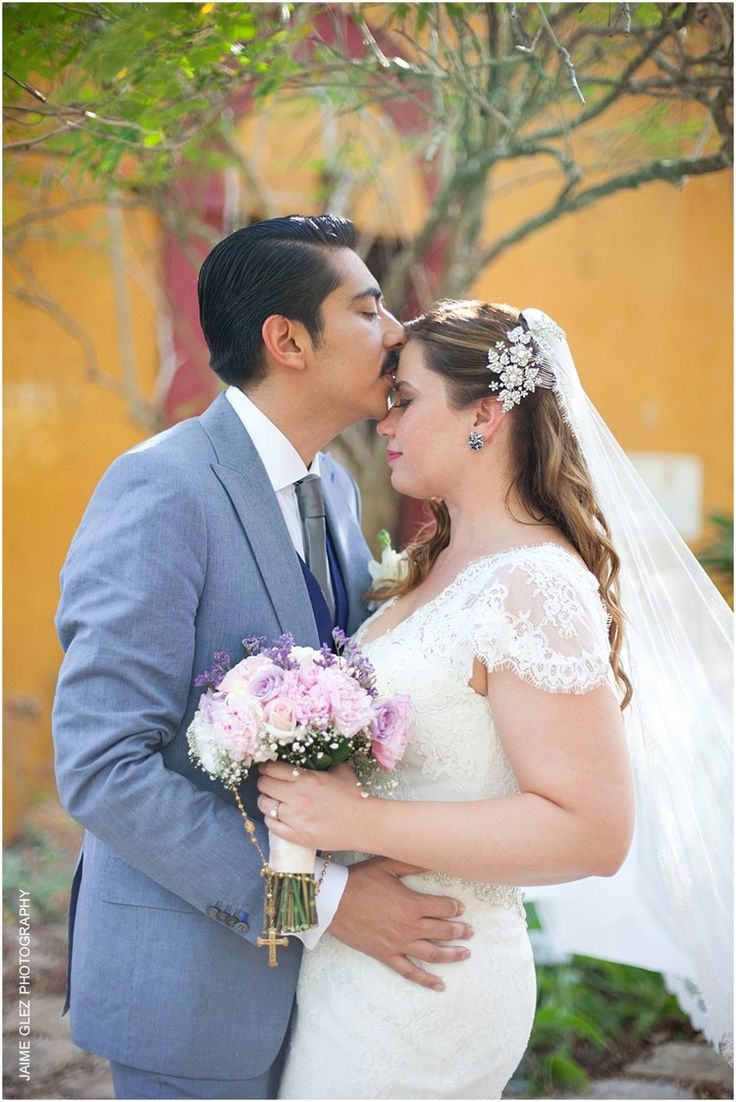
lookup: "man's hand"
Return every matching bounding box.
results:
[328,856,473,991]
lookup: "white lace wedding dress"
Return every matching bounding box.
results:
[279,543,615,1100]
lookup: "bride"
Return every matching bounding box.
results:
[258,301,732,1099]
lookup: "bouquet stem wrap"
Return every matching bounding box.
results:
[266,836,318,933]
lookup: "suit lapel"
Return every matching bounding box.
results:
[200,396,319,647]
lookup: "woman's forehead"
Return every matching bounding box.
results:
[396,340,428,381]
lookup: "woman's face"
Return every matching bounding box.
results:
[377,341,473,500]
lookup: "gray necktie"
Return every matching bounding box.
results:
[294,474,335,621]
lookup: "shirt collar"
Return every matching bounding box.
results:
[225,386,320,492]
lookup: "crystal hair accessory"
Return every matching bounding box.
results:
[487,325,554,412]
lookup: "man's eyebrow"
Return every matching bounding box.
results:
[348,287,382,305]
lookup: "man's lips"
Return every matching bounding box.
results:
[387,450,402,463]
[381,349,400,377]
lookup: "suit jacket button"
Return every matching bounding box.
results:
[206,906,219,919]
[234,921,249,933]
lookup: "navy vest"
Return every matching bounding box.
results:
[296,522,348,648]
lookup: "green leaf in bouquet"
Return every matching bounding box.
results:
[330,741,353,764]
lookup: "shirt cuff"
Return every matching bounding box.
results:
[292,859,348,950]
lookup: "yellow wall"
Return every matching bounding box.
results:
[4,194,162,837]
[3,116,732,839]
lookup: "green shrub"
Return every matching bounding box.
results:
[520,952,693,1096]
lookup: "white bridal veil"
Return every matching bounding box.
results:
[519,309,733,1060]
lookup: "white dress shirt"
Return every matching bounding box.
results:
[225,386,348,948]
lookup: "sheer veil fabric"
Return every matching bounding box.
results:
[520,309,733,1059]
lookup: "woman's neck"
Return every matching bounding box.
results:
[441,491,557,563]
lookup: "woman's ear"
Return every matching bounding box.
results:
[472,396,506,443]
[261,314,308,371]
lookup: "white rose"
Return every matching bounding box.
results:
[289,645,321,667]
[186,716,222,776]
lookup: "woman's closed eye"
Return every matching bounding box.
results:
[389,391,412,410]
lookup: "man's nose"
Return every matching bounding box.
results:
[382,307,406,348]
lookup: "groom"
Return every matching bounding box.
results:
[52,215,472,1100]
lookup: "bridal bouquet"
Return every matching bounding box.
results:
[187,629,411,949]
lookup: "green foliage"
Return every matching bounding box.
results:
[698,513,733,576]
[4,2,731,309]
[3,812,80,925]
[609,102,709,159]
[521,952,692,1096]
[3,2,306,185]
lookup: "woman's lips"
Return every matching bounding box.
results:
[387,450,402,463]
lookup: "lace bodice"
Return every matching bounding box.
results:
[352,543,614,907]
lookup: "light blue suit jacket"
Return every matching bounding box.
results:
[52,394,372,1079]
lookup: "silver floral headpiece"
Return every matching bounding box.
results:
[487,325,554,412]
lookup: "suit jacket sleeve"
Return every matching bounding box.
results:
[52,447,268,945]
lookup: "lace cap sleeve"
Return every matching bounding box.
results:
[465,548,613,695]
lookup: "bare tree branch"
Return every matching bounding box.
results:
[479,146,731,269]
[4,125,75,151]
[536,2,586,105]
[4,196,141,236]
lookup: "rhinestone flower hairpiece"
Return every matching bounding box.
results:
[487,325,552,412]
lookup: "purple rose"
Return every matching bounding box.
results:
[247,666,285,703]
[369,696,412,770]
[219,655,274,693]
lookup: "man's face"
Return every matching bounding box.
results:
[305,248,405,425]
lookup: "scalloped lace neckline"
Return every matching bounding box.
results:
[361,541,589,648]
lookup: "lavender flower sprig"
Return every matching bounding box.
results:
[194,650,231,691]
[332,627,377,697]
[260,633,300,670]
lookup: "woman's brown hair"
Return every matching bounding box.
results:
[375,299,632,709]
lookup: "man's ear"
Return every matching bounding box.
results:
[261,314,308,371]
[472,396,506,442]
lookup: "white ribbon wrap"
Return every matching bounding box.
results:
[268,834,316,876]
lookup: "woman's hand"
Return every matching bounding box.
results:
[257,762,373,851]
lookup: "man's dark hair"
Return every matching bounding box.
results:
[197,214,357,387]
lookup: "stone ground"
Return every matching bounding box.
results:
[3,801,733,1101]
[3,990,731,1101]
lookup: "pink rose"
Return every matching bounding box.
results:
[263,698,299,744]
[321,668,374,739]
[210,693,262,763]
[280,667,332,729]
[370,696,412,770]
[196,691,218,726]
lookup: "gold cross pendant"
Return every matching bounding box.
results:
[257,925,289,967]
